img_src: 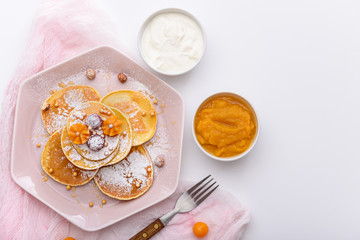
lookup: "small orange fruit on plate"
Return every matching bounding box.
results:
[193,222,209,238]
[103,115,122,136]
[68,123,90,144]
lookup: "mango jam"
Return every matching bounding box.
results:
[194,94,257,158]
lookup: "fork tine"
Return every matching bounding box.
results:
[195,184,219,206]
[190,178,213,198]
[186,174,211,194]
[194,181,216,201]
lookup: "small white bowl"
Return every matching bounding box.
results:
[192,92,260,161]
[138,8,206,76]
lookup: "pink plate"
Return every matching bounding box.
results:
[11,46,184,231]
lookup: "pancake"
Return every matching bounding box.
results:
[101,90,157,146]
[41,128,98,186]
[105,107,132,166]
[41,85,101,135]
[61,125,118,170]
[94,145,153,200]
[67,101,120,161]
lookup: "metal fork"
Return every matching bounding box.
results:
[130,175,219,240]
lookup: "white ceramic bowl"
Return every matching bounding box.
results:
[138,8,206,76]
[192,92,260,161]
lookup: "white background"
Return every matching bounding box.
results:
[1,0,360,239]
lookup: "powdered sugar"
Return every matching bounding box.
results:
[72,110,86,121]
[68,104,90,125]
[144,115,170,176]
[43,88,97,134]
[118,133,130,151]
[96,149,151,195]
[63,160,96,181]
[67,147,82,161]
[105,132,131,165]
[63,89,88,108]
[46,111,69,134]
[31,124,50,146]
[63,145,72,153]
[71,102,91,114]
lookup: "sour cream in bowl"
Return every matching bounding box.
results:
[138,8,206,76]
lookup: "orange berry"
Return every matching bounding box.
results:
[102,116,122,136]
[68,123,90,144]
[64,237,76,240]
[193,222,209,238]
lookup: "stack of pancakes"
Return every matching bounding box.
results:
[41,85,157,200]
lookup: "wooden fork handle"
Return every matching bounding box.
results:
[129,218,165,240]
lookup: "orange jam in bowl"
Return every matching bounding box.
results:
[193,92,259,160]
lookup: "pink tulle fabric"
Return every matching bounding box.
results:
[0,1,250,239]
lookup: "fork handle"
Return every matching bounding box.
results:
[129,218,164,240]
